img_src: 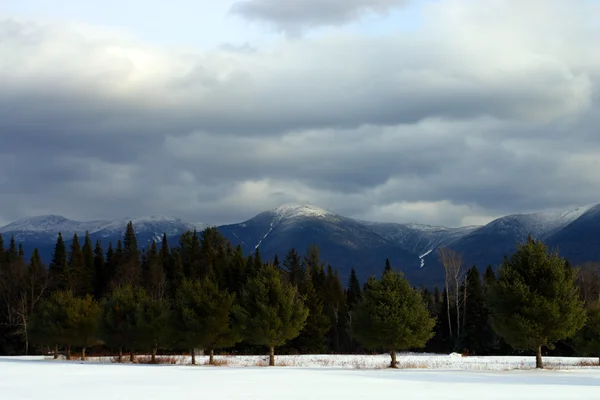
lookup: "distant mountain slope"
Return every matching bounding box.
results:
[546,204,600,264]
[0,215,206,264]
[1,202,599,287]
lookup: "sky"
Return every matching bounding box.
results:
[1,0,599,227]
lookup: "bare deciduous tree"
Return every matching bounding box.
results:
[439,246,465,341]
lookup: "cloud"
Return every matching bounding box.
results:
[1,0,600,228]
[230,0,408,35]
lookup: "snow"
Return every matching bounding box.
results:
[0,215,110,235]
[272,203,334,220]
[419,249,433,268]
[2,355,600,400]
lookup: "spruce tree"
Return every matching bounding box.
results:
[283,248,305,288]
[289,268,331,353]
[48,233,69,291]
[172,278,239,364]
[114,222,141,287]
[487,238,586,368]
[227,245,246,295]
[68,233,86,296]
[384,258,392,274]
[93,241,106,299]
[81,232,95,296]
[351,270,435,368]
[145,241,166,301]
[233,263,309,366]
[346,268,362,311]
[462,266,492,355]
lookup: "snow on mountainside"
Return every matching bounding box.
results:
[0,215,110,238]
[271,204,336,221]
[480,204,594,241]
[0,214,204,244]
[93,215,200,238]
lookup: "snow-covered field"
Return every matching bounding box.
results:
[2,354,600,399]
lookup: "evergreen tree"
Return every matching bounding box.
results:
[137,295,171,363]
[227,245,246,295]
[48,233,68,291]
[487,238,586,368]
[100,285,148,363]
[384,258,392,274]
[30,291,99,360]
[30,291,69,359]
[283,248,304,288]
[81,232,95,296]
[0,234,4,264]
[462,266,492,355]
[572,301,600,364]
[288,268,331,353]
[6,236,18,262]
[68,233,86,296]
[172,278,239,364]
[351,270,435,368]
[145,241,166,301]
[233,263,309,366]
[114,222,141,287]
[346,268,361,311]
[71,295,101,360]
[93,241,106,299]
[484,265,495,287]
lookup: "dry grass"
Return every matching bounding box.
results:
[203,357,231,366]
[577,359,599,367]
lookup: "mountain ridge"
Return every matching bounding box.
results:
[1,202,598,287]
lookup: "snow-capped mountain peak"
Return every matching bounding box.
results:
[271,203,334,220]
[0,215,110,235]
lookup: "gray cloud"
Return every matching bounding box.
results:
[1,0,600,228]
[230,0,408,34]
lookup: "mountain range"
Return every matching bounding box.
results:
[1,203,598,287]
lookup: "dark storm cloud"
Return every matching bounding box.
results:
[230,0,408,34]
[1,0,600,227]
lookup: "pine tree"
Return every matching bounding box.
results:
[68,233,86,296]
[172,278,239,364]
[71,294,101,360]
[487,239,586,368]
[233,263,309,366]
[572,301,600,364]
[351,270,435,368]
[137,295,171,363]
[100,285,148,363]
[48,233,69,291]
[145,241,166,301]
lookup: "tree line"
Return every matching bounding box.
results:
[0,225,599,368]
